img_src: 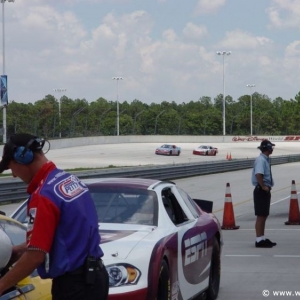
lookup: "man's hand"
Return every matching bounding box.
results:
[0,249,45,296]
[262,185,270,192]
[8,243,27,266]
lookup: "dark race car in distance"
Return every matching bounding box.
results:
[11,177,223,300]
[155,144,181,156]
[193,145,218,156]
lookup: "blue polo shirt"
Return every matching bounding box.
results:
[27,161,103,279]
[251,153,274,187]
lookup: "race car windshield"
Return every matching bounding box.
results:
[88,188,158,226]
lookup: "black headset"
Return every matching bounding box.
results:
[7,138,45,165]
[260,142,273,152]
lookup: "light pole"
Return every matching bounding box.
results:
[1,0,14,144]
[216,51,231,137]
[246,84,255,136]
[53,88,67,138]
[114,109,126,135]
[112,77,123,136]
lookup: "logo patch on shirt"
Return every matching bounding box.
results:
[27,207,37,232]
[54,175,88,202]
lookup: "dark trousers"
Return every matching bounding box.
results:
[253,186,271,216]
[52,265,109,300]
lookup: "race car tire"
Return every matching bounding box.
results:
[205,151,208,156]
[169,151,172,156]
[156,259,170,300]
[213,151,216,156]
[177,151,180,156]
[206,238,220,300]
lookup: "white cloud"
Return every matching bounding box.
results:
[194,0,226,15]
[285,41,300,56]
[182,22,208,40]
[257,56,272,67]
[162,29,177,42]
[267,0,300,29]
[219,30,273,50]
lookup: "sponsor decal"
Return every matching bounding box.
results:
[232,136,294,142]
[232,136,264,142]
[184,232,207,266]
[54,175,88,201]
[180,230,210,285]
[284,136,300,141]
[27,208,37,231]
[48,171,66,185]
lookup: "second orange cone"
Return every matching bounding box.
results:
[221,182,240,230]
[285,180,300,225]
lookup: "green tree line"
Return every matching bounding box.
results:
[3,91,300,139]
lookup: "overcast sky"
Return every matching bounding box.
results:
[3,0,300,105]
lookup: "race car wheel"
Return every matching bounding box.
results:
[177,151,180,156]
[156,259,170,300]
[213,151,216,156]
[205,151,208,156]
[169,151,172,156]
[207,238,220,300]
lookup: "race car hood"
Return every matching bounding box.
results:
[99,224,154,259]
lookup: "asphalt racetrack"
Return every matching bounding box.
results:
[2,141,300,299]
[44,141,299,169]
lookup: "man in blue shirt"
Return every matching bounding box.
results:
[252,140,276,248]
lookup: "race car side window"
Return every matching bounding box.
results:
[162,188,188,225]
[177,188,199,218]
[162,195,175,222]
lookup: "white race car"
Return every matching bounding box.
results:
[11,177,223,300]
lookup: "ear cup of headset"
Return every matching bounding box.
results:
[14,146,34,165]
[262,144,273,152]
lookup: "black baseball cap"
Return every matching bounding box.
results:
[257,140,275,151]
[0,133,43,173]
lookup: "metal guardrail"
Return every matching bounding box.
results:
[0,154,300,204]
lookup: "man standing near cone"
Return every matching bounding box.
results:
[252,140,277,248]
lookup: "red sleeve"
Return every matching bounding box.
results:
[27,194,60,253]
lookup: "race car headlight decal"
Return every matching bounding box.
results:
[106,264,141,287]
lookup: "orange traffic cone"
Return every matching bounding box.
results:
[228,153,232,160]
[285,180,300,225]
[221,183,240,230]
